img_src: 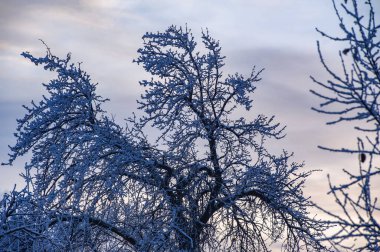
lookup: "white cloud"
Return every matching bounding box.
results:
[1,2,377,248]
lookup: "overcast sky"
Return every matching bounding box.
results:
[0,0,378,223]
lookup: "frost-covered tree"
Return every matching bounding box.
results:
[1,26,325,251]
[311,0,380,250]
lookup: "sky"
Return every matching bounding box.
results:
[0,0,378,240]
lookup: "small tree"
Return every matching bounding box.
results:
[1,26,325,251]
[311,0,380,250]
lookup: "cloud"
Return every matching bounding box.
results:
[1,1,377,240]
